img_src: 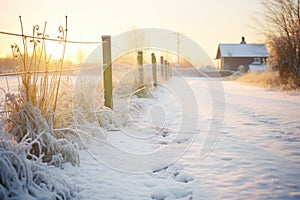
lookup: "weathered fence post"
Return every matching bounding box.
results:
[160,56,164,80]
[164,60,168,81]
[169,62,173,79]
[151,53,157,87]
[102,35,113,109]
[137,51,144,87]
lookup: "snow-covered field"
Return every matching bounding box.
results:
[1,75,300,199]
[48,77,300,200]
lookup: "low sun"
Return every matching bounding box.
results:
[45,41,65,61]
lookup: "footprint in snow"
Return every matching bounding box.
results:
[221,157,233,162]
[174,172,194,183]
[151,164,194,183]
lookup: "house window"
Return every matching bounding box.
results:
[253,57,261,64]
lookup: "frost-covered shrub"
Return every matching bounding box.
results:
[2,92,79,167]
[113,65,153,99]
[0,130,78,199]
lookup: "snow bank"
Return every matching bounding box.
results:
[249,64,266,72]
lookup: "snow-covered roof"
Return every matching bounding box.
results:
[216,44,268,58]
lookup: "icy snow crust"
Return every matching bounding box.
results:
[53,77,300,199]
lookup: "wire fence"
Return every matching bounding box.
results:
[0,28,173,112]
[0,31,154,77]
[0,29,172,82]
[0,29,104,76]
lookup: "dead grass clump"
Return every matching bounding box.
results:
[236,71,299,92]
[236,71,280,88]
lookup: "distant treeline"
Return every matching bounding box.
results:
[0,56,76,74]
[0,57,15,73]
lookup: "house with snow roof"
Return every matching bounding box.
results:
[215,37,268,71]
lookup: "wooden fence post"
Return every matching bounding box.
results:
[137,51,144,86]
[160,56,164,80]
[169,62,173,79]
[151,53,157,87]
[102,35,113,109]
[164,60,168,81]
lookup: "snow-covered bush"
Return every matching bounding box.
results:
[2,91,79,166]
[0,129,78,199]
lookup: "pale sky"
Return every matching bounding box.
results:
[0,0,264,62]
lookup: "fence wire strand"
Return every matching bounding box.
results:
[0,30,102,44]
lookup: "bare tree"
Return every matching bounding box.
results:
[259,0,300,83]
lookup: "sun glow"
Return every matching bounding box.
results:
[43,41,91,65]
[45,41,64,61]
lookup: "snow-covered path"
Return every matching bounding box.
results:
[51,77,300,199]
[182,79,300,199]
